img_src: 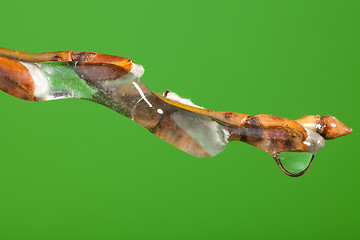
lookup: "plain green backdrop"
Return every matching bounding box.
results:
[0,0,359,239]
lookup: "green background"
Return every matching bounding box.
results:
[0,0,358,239]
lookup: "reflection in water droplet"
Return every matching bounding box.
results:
[278,152,313,174]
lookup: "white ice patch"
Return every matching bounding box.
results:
[164,91,204,109]
[302,126,325,154]
[222,128,230,143]
[132,81,153,108]
[130,63,145,78]
[21,62,49,100]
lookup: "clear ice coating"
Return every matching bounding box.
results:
[30,61,229,158]
[38,62,98,100]
[0,47,353,177]
[171,110,229,156]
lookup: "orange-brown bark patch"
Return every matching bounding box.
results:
[0,56,35,100]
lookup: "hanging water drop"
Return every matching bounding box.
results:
[277,152,314,176]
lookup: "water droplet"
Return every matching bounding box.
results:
[277,152,314,176]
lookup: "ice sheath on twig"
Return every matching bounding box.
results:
[0,48,352,177]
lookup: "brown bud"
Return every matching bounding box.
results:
[321,115,352,139]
